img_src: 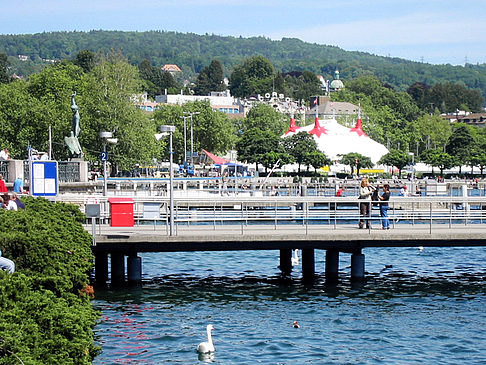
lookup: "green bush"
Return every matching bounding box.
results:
[0,197,100,364]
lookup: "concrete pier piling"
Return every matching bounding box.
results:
[95,252,108,285]
[279,249,292,276]
[351,251,365,281]
[127,254,142,283]
[325,249,339,282]
[301,248,315,280]
[111,253,125,284]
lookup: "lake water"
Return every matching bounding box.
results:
[93,247,486,364]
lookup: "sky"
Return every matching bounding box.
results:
[2,0,486,66]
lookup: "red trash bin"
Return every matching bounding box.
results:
[109,198,135,227]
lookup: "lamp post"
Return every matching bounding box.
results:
[184,111,200,166]
[158,125,176,236]
[179,116,188,163]
[408,152,415,181]
[99,131,118,196]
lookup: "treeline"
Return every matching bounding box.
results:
[0,48,485,176]
[1,30,486,100]
[0,197,99,364]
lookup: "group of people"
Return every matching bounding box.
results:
[0,170,20,273]
[1,192,25,211]
[0,174,25,211]
[359,178,390,230]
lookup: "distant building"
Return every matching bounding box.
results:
[329,70,344,92]
[134,90,243,115]
[443,112,486,128]
[162,64,182,75]
[307,96,358,120]
[18,55,29,61]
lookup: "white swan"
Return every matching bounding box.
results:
[197,324,215,353]
[291,249,300,266]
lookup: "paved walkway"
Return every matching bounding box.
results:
[87,223,486,250]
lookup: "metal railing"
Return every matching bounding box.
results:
[23,160,81,182]
[0,161,9,181]
[57,195,486,234]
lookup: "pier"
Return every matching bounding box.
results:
[78,194,486,285]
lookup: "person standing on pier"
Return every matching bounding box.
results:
[379,184,390,230]
[358,178,374,229]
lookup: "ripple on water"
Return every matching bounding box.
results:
[93,249,486,364]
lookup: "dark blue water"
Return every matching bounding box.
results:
[93,247,486,364]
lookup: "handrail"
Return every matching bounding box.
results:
[67,194,486,235]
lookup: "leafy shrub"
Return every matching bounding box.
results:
[0,197,99,364]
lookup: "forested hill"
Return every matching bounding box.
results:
[2,30,486,96]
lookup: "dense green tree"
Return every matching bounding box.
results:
[282,131,322,173]
[283,70,322,101]
[74,49,96,73]
[236,128,290,172]
[229,55,278,97]
[0,52,9,84]
[378,149,411,176]
[240,103,288,136]
[193,59,226,95]
[409,113,452,152]
[445,123,475,171]
[339,152,373,176]
[468,128,486,173]
[153,101,235,162]
[0,61,85,160]
[422,82,484,113]
[138,59,178,99]
[79,52,159,171]
[306,150,332,172]
[420,149,455,175]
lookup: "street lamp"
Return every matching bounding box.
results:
[99,131,118,196]
[179,116,188,163]
[408,152,415,181]
[157,125,176,236]
[183,111,200,166]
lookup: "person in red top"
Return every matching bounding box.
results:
[0,174,7,193]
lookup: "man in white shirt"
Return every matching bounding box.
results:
[0,148,9,160]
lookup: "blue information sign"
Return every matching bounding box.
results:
[31,161,58,196]
[100,151,108,161]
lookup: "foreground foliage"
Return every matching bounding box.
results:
[0,197,99,365]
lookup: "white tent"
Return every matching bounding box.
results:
[283,116,388,164]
